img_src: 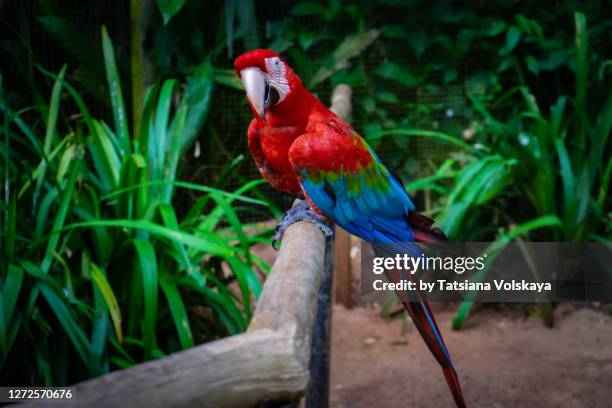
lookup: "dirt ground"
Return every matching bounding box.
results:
[330,304,612,408]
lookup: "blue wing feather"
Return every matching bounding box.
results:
[300,153,416,244]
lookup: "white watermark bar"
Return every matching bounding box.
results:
[361,242,612,302]
[0,387,75,402]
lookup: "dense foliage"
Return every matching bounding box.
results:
[0,27,275,385]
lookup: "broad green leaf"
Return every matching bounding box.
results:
[213,68,243,90]
[374,61,419,88]
[310,30,379,87]
[181,60,214,153]
[504,25,521,54]
[156,0,188,24]
[525,55,539,75]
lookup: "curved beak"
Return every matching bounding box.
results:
[240,67,267,121]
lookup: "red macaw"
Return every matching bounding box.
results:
[235,49,467,407]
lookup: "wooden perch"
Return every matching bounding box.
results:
[22,84,353,408]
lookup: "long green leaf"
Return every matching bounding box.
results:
[161,104,187,204]
[574,12,588,149]
[180,276,245,333]
[370,129,474,151]
[181,59,214,153]
[0,265,22,354]
[39,283,91,365]
[90,264,123,343]
[310,29,379,87]
[555,139,577,239]
[5,193,16,264]
[34,65,67,204]
[103,180,268,206]
[65,219,234,257]
[150,80,177,184]
[132,239,158,360]
[19,137,71,199]
[36,65,98,140]
[2,264,24,325]
[160,274,193,349]
[89,312,109,376]
[155,204,204,287]
[101,26,130,155]
[41,155,82,273]
[89,119,121,191]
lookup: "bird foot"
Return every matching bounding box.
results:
[272,199,334,249]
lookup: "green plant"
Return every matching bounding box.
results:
[444,12,610,243]
[374,10,610,242]
[449,12,610,328]
[0,27,273,386]
[377,11,610,328]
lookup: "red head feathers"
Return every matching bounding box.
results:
[234,49,314,126]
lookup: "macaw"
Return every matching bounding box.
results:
[235,49,466,408]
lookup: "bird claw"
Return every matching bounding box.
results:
[272,199,335,249]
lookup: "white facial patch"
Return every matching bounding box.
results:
[264,57,290,103]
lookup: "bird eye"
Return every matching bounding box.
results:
[274,59,280,66]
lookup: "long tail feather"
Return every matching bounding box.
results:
[378,213,467,407]
[400,298,467,408]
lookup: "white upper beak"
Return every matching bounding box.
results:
[240,67,266,120]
